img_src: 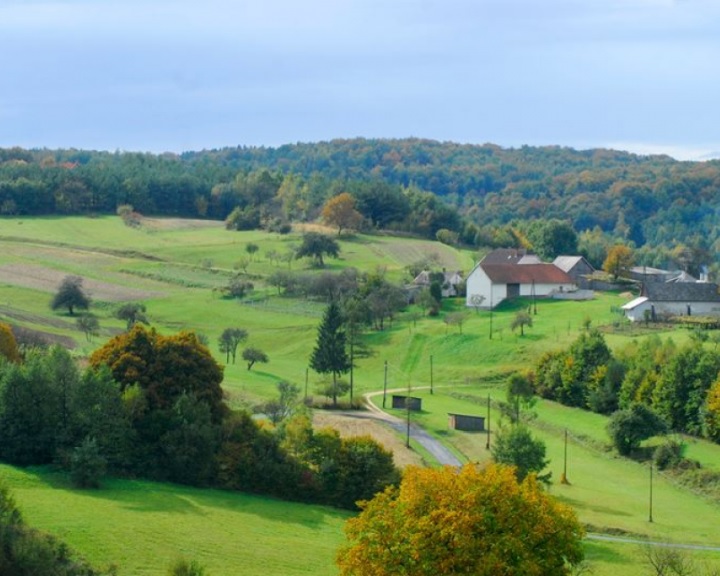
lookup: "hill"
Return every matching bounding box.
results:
[2,139,720,271]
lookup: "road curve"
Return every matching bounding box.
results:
[363,390,463,467]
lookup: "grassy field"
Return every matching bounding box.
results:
[0,464,348,575]
[1,215,719,575]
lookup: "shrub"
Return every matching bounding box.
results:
[653,438,685,471]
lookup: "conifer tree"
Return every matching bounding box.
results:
[310,302,350,406]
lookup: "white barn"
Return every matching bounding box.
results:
[465,262,576,309]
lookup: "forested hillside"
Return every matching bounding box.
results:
[2,139,720,271]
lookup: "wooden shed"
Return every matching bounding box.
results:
[392,395,422,411]
[448,413,485,432]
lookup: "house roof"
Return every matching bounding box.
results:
[553,255,594,273]
[642,282,720,302]
[630,266,674,276]
[666,271,698,283]
[413,270,463,286]
[622,296,649,310]
[481,248,538,265]
[481,263,573,285]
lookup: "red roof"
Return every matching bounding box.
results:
[481,263,573,284]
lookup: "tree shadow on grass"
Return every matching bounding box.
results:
[556,494,633,518]
[22,467,344,527]
[583,539,630,566]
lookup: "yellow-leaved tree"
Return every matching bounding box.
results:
[0,322,21,363]
[321,192,363,235]
[705,376,720,442]
[337,463,584,576]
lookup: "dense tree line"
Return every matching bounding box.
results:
[3,140,720,265]
[532,330,720,448]
[0,324,400,510]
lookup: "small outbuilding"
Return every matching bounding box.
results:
[392,395,422,411]
[448,413,485,432]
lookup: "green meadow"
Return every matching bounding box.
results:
[1,215,719,574]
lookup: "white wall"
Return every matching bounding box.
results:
[466,268,507,308]
[626,301,720,322]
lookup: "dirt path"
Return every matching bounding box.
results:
[364,389,463,467]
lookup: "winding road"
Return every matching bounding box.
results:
[357,390,720,553]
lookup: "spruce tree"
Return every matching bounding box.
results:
[310,302,350,406]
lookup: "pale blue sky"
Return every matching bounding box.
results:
[1,0,719,159]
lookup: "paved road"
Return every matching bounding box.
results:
[586,533,720,552]
[363,390,462,467]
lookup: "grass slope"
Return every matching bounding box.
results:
[1,464,348,576]
[1,215,718,574]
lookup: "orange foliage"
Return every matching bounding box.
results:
[0,322,21,363]
[337,463,584,576]
[89,325,225,421]
[321,192,363,235]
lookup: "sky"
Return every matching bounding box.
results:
[1,0,720,160]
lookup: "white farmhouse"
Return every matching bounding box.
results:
[465,259,576,309]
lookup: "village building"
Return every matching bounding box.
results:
[553,255,595,288]
[411,269,464,297]
[465,250,576,309]
[622,282,720,322]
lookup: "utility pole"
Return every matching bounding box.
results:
[560,429,570,485]
[349,336,354,405]
[649,463,654,523]
[430,355,434,395]
[382,360,388,409]
[486,394,491,450]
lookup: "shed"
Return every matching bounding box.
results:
[391,395,422,411]
[448,413,485,431]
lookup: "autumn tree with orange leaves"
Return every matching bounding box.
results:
[322,192,363,235]
[337,463,584,576]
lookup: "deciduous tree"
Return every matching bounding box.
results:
[242,347,268,370]
[296,232,340,268]
[76,313,100,341]
[607,403,667,456]
[322,192,363,235]
[511,310,532,336]
[115,302,149,330]
[337,463,584,576]
[491,425,549,481]
[50,275,90,316]
[0,322,20,363]
[603,244,634,280]
[218,328,248,364]
[89,325,226,422]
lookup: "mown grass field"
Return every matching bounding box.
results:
[0,464,348,575]
[1,215,719,575]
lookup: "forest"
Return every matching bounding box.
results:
[2,138,720,273]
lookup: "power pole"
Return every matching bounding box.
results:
[382,360,388,409]
[560,429,570,485]
[486,394,491,450]
[649,463,654,523]
[430,355,434,395]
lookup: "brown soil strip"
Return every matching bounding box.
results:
[0,264,166,301]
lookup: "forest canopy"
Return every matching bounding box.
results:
[2,139,720,268]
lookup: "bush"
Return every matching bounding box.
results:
[653,438,685,471]
[168,558,207,576]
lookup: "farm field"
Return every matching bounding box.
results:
[1,215,719,575]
